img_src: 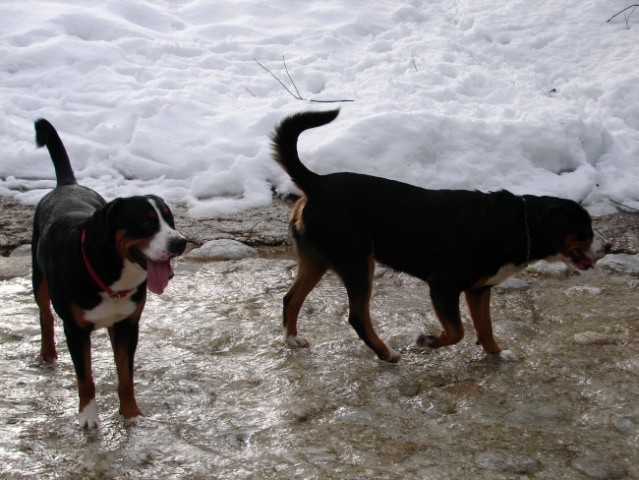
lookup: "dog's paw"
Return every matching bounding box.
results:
[286,335,310,348]
[384,348,401,363]
[78,399,100,429]
[124,415,144,427]
[415,333,437,348]
[497,349,517,361]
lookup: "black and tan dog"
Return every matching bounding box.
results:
[272,109,609,363]
[32,119,186,428]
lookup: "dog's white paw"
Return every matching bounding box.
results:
[286,335,310,348]
[494,349,517,362]
[78,399,100,429]
[124,415,144,427]
[385,348,401,363]
[499,350,517,361]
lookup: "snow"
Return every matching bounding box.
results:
[1,1,638,218]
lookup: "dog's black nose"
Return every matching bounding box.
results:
[169,236,187,256]
[603,243,612,254]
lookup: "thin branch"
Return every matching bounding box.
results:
[282,56,303,100]
[254,58,303,100]
[611,199,639,213]
[606,4,639,23]
[309,98,355,103]
[411,50,419,72]
[255,57,355,103]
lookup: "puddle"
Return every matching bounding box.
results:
[0,255,637,479]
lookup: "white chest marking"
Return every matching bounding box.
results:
[84,260,146,329]
[84,296,138,329]
[484,263,527,286]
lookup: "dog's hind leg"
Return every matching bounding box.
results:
[338,253,400,363]
[33,267,57,363]
[283,247,328,348]
[417,286,465,349]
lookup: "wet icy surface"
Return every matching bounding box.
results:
[1,253,638,479]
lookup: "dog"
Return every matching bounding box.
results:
[272,109,609,363]
[32,119,186,428]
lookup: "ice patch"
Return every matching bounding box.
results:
[187,239,256,261]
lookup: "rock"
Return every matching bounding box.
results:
[571,457,627,479]
[186,239,257,260]
[475,450,541,474]
[573,331,624,346]
[527,260,572,277]
[599,254,639,275]
[0,255,30,280]
[612,415,639,436]
[495,276,530,291]
[564,285,603,296]
[10,244,31,257]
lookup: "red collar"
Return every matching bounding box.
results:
[81,229,135,299]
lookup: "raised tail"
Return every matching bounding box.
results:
[271,109,339,194]
[35,119,77,186]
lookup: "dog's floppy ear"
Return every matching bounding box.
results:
[537,201,592,250]
[86,198,124,247]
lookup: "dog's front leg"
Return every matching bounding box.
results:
[465,287,516,361]
[108,318,142,421]
[63,322,99,429]
[464,287,500,354]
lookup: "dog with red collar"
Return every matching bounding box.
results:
[32,119,186,428]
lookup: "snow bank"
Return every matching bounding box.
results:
[1,1,638,217]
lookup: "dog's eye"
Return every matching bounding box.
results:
[138,219,157,231]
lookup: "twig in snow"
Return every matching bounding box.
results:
[410,50,419,72]
[254,57,355,103]
[606,4,639,26]
[282,56,303,100]
[254,57,303,100]
[611,199,639,213]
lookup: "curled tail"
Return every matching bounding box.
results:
[35,119,77,186]
[271,109,339,194]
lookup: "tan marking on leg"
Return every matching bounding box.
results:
[35,279,57,362]
[465,288,501,354]
[111,300,145,419]
[108,325,142,420]
[291,196,307,235]
[283,244,327,347]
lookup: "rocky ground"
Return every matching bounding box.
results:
[1,194,638,257]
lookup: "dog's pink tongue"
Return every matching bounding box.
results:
[147,260,173,294]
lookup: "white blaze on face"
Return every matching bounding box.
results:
[142,198,185,294]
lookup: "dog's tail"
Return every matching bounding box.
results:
[35,119,77,186]
[271,109,339,194]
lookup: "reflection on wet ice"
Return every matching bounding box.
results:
[0,255,637,479]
